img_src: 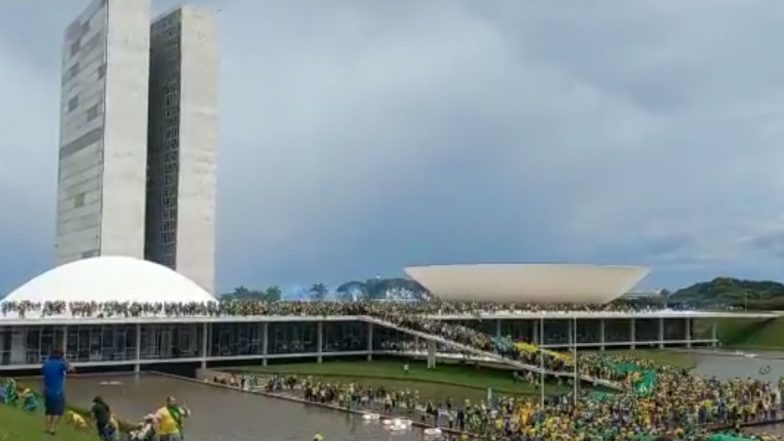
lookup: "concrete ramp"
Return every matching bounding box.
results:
[361,315,622,391]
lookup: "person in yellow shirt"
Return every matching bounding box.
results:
[154,396,190,441]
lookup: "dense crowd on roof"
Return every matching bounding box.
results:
[0,299,682,319]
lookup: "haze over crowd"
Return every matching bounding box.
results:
[2,0,784,296]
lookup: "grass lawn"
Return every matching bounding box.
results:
[0,404,99,441]
[718,318,784,349]
[226,359,570,398]
[601,349,697,370]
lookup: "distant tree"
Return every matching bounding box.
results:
[660,289,671,308]
[309,283,328,301]
[222,285,282,301]
[231,286,250,297]
[337,281,370,301]
[264,286,283,302]
[355,277,430,300]
[336,281,367,300]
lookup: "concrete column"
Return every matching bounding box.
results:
[163,326,173,358]
[427,339,436,369]
[134,323,142,373]
[496,319,502,338]
[262,322,269,366]
[415,335,420,352]
[685,318,691,348]
[711,321,718,347]
[599,319,605,351]
[201,322,208,369]
[658,317,665,349]
[630,318,636,350]
[61,326,68,356]
[367,322,374,361]
[207,322,212,359]
[568,319,574,346]
[317,321,323,363]
[533,320,539,345]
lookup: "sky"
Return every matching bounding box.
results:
[1,0,784,296]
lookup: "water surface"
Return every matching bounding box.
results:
[68,374,422,441]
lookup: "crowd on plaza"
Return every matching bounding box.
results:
[0,298,676,319]
[5,297,781,440]
[209,367,784,441]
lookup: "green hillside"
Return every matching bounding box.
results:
[671,277,784,309]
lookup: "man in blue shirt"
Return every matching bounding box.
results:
[41,348,72,435]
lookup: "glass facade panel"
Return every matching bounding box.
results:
[323,321,367,352]
[210,323,265,357]
[542,320,569,345]
[500,320,533,341]
[140,324,201,359]
[664,319,686,341]
[635,319,659,342]
[0,328,10,365]
[577,320,600,344]
[372,326,415,351]
[605,319,631,343]
[268,322,317,354]
[66,325,137,362]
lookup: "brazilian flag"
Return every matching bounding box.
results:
[634,370,656,396]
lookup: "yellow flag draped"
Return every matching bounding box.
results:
[514,342,573,364]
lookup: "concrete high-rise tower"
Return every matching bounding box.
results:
[56,0,151,264]
[145,6,219,293]
[55,1,218,294]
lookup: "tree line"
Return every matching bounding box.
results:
[222,277,430,301]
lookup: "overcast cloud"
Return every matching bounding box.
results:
[1,0,784,295]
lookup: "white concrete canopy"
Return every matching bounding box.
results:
[2,256,216,305]
[405,264,649,304]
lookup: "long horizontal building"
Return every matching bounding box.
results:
[0,309,774,373]
[0,257,777,372]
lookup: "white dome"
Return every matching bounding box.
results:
[3,256,216,305]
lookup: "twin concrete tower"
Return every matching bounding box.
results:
[55,0,218,294]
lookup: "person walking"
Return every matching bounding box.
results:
[91,396,117,441]
[42,348,72,435]
[154,396,190,441]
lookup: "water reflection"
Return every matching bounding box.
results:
[67,374,422,441]
[693,350,784,381]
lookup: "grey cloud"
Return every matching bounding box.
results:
[2,0,784,293]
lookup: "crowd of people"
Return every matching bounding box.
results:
[0,298,679,319]
[4,298,781,440]
[3,341,783,440]
[208,368,784,441]
[0,298,693,385]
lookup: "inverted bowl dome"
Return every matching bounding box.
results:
[404,264,649,304]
